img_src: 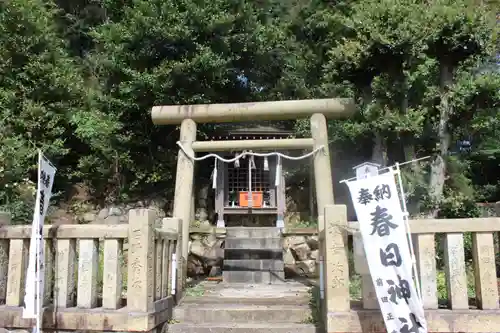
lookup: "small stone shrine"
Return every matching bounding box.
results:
[207,123,291,283]
[211,123,291,229]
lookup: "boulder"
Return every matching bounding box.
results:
[204,244,223,267]
[119,214,129,223]
[287,236,307,246]
[283,248,295,265]
[108,207,123,216]
[188,236,223,269]
[97,208,109,220]
[290,242,310,261]
[306,236,319,250]
[190,239,206,258]
[187,254,204,277]
[103,215,121,225]
[284,264,300,277]
[199,220,211,228]
[296,260,317,277]
[82,212,97,223]
[310,249,319,261]
[190,233,203,240]
[202,233,218,248]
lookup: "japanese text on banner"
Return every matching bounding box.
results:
[23,151,56,327]
[346,171,427,333]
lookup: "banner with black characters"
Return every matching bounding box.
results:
[346,170,427,333]
[23,151,56,333]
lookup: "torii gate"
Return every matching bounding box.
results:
[150,98,355,292]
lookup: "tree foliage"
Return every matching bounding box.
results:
[0,0,499,221]
[0,0,117,220]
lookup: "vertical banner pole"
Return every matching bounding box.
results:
[35,226,41,333]
[171,253,177,295]
[394,163,422,300]
[319,255,325,300]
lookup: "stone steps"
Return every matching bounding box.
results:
[225,227,281,238]
[224,248,282,260]
[168,322,317,333]
[223,270,285,284]
[225,237,282,249]
[173,304,312,323]
[181,294,309,306]
[223,228,284,284]
[168,281,318,333]
[223,259,284,271]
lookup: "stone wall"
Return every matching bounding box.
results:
[46,199,167,225]
[477,202,500,217]
[47,198,309,229]
[187,228,319,278]
[46,198,321,278]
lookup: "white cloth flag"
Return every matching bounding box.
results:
[346,170,427,333]
[23,151,56,328]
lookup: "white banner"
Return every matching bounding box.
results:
[346,170,427,333]
[23,151,56,332]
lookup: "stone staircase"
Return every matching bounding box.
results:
[223,227,285,284]
[168,281,319,333]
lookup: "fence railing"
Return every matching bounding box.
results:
[2,206,499,332]
[0,209,180,332]
[320,204,500,333]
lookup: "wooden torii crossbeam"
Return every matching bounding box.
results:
[150,98,355,294]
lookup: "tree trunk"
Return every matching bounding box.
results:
[428,62,453,217]
[400,73,423,215]
[399,70,418,170]
[372,133,388,166]
[361,86,388,166]
[400,74,413,166]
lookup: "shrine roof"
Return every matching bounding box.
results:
[209,122,293,139]
[352,161,381,170]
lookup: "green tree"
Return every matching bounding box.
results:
[452,66,500,202]
[0,0,117,221]
[422,0,498,216]
[323,0,431,167]
[82,0,305,201]
[293,0,498,216]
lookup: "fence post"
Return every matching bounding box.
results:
[162,217,182,298]
[127,209,156,312]
[323,204,350,317]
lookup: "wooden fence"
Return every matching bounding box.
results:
[320,204,500,333]
[0,209,180,333]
